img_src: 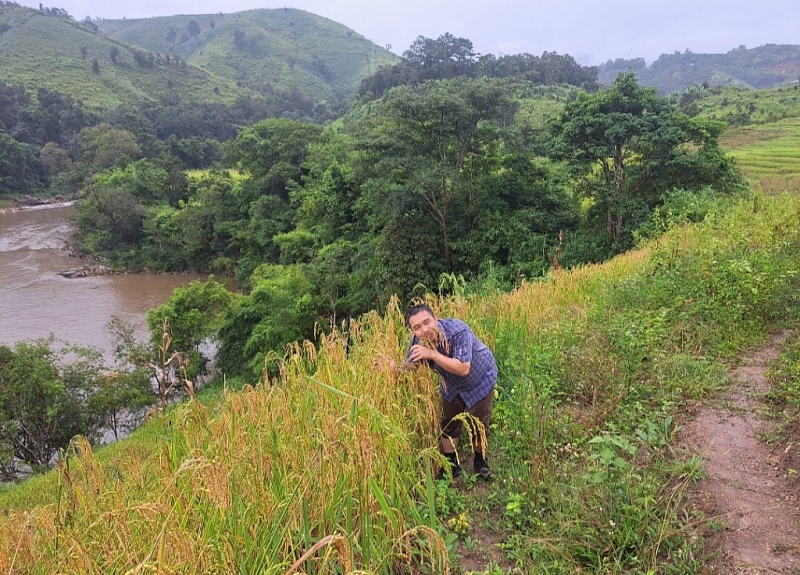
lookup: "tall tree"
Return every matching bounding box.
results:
[542,72,740,245]
[77,123,141,171]
[373,77,515,267]
[0,340,104,479]
[0,130,44,195]
[224,118,323,201]
[146,278,235,380]
[187,19,201,39]
[216,265,321,378]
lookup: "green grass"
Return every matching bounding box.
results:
[186,168,244,180]
[691,85,800,125]
[765,332,800,441]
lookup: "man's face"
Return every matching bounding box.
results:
[408,310,437,341]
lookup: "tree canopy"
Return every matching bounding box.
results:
[541,72,741,246]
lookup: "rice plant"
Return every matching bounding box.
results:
[1,191,799,573]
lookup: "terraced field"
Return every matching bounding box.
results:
[720,117,800,193]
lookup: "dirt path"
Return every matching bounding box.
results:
[682,332,800,574]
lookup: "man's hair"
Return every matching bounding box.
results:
[404,304,435,327]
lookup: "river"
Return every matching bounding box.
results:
[0,204,205,360]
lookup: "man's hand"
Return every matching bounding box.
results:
[411,345,471,377]
[409,344,436,363]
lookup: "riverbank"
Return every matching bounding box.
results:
[0,197,75,214]
[0,203,207,363]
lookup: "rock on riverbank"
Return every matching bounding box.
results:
[57,265,119,279]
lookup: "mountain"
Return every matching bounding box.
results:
[95,8,397,104]
[0,3,255,111]
[599,44,800,94]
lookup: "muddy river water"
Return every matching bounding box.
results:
[0,204,204,359]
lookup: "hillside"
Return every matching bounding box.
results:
[3,61,800,572]
[96,8,397,104]
[599,44,800,94]
[0,3,257,111]
[2,190,799,572]
[675,85,800,193]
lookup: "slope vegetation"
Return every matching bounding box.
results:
[0,3,254,111]
[600,44,800,94]
[96,8,397,103]
[708,86,800,193]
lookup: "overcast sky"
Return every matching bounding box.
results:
[16,0,799,65]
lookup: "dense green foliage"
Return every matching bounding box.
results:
[65,73,741,378]
[599,43,800,94]
[359,32,598,98]
[0,338,153,480]
[541,72,743,248]
[0,1,400,200]
[145,278,236,379]
[0,129,44,195]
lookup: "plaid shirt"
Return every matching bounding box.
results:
[407,318,497,408]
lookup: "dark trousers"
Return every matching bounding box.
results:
[441,390,493,453]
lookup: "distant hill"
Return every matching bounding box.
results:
[95,8,397,104]
[599,44,800,94]
[0,3,255,112]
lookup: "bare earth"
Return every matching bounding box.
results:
[682,332,800,574]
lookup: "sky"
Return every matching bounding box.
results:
[15,0,800,66]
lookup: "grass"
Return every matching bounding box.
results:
[186,168,244,180]
[689,85,800,125]
[765,331,800,447]
[1,187,799,573]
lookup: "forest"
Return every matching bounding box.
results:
[1,22,752,388]
[0,22,753,481]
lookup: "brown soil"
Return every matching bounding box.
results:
[681,331,800,574]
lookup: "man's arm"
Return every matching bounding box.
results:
[408,345,471,377]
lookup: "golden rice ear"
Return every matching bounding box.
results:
[419,325,450,353]
[450,412,489,456]
[396,526,450,575]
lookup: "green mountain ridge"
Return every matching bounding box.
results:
[95,8,397,103]
[0,3,395,122]
[0,3,255,111]
[599,44,800,94]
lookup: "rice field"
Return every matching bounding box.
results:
[721,117,800,194]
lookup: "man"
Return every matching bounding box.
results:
[401,304,497,480]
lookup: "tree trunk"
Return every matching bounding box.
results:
[612,144,626,241]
